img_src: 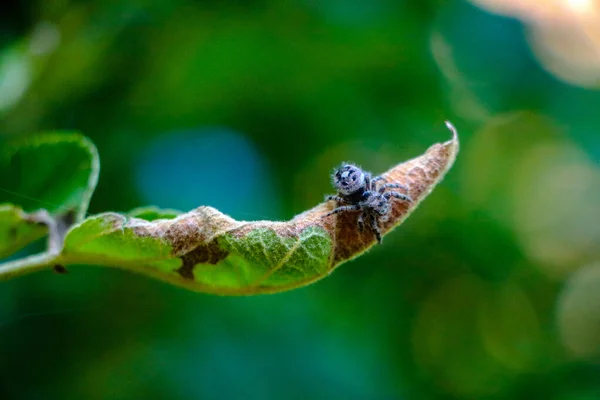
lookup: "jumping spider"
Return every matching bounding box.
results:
[323,163,412,243]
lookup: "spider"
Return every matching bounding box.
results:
[323,163,412,243]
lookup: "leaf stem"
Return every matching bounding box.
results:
[0,252,59,280]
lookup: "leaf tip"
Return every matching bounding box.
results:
[445,120,460,170]
[444,120,458,140]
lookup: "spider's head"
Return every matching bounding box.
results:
[333,164,365,195]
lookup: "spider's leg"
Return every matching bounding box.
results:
[370,214,382,243]
[371,176,386,191]
[325,194,346,203]
[357,212,365,232]
[362,190,376,198]
[384,191,412,202]
[324,204,361,217]
[378,182,408,193]
[364,172,372,191]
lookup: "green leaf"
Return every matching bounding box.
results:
[195,226,332,293]
[0,133,99,258]
[0,123,459,295]
[62,212,179,270]
[0,204,47,259]
[59,208,333,295]
[0,133,99,222]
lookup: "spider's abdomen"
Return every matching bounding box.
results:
[365,192,390,215]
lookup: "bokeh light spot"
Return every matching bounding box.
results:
[412,275,512,398]
[469,0,600,88]
[478,283,541,372]
[461,113,600,277]
[0,47,31,113]
[135,127,281,220]
[512,142,600,275]
[557,263,600,359]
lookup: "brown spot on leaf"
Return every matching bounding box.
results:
[177,239,229,280]
[176,262,195,280]
[53,264,68,274]
[131,206,242,256]
[9,226,18,240]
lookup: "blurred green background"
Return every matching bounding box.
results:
[2,0,600,399]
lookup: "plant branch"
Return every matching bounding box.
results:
[0,252,60,280]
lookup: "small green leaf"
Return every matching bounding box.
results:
[0,133,99,222]
[0,204,47,258]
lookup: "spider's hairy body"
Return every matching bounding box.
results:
[324,163,412,243]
